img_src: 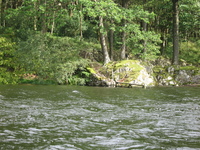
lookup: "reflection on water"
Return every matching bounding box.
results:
[0,85,200,150]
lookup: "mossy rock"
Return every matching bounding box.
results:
[178,66,199,71]
[86,67,96,74]
[113,60,143,71]
[153,66,166,73]
[87,60,144,84]
[110,60,143,82]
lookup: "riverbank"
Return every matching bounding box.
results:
[9,58,200,87]
[86,58,200,87]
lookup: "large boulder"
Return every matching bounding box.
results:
[87,60,155,87]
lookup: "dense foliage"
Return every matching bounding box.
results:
[0,36,20,84]
[0,0,199,84]
[17,33,95,84]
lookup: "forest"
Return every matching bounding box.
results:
[0,0,199,85]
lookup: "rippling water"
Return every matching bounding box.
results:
[0,85,200,150]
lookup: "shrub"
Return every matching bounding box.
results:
[180,40,200,65]
[17,33,97,84]
[0,37,20,84]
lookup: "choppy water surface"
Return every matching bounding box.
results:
[0,85,200,150]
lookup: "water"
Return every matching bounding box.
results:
[0,85,200,150]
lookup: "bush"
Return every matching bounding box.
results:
[17,33,97,85]
[0,37,20,84]
[180,40,200,65]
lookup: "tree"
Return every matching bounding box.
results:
[179,0,200,40]
[120,0,129,60]
[99,16,111,64]
[80,0,122,64]
[1,0,199,66]
[109,19,114,60]
[0,0,4,27]
[140,0,148,54]
[172,0,179,65]
[121,0,161,60]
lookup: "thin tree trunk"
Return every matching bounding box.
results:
[141,20,147,53]
[51,10,56,34]
[1,0,7,27]
[99,16,111,64]
[34,0,38,31]
[160,36,165,55]
[0,0,2,26]
[109,20,114,61]
[109,29,114,61]
[79,4,83,39]
[120,0,128,60]
[121,26,126,60]
[41,0,47,33]
[10,0,12,8]
[160,29,166,55]
[80,15,83,39]
[141,0,147,55]
[15,0,18,8]
[172,0,179,65]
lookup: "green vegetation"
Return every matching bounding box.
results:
[95,60,144,83]
[16,33,96,85]
[113,60,144,83]
[87,68,96,74]
[0,0,199,85]
[180,40,200,64]
[114,60,143,71]
[0,37,20,84]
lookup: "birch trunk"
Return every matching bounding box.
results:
[99,16,111,64]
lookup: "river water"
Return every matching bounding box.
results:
[0,85,200,150]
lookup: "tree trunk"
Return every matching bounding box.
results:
[79,4,83,39]
[121,27,126,60]
[0,0,7,27]
[51,11,55,34]
[141,20,147,54]
[172,0,179,65]
[41,0,47,34]
[109,27,114,61]
[0,0,2,26]
[109,20,114,61]
[99,16,111,64]
[141,0,147,56]
[160,29,167,55]
[120,0,128,60]
[34,0,38,31]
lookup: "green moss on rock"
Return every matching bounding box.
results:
[178,66,199,71]
[114,60,143,71]
[87,67,96,74]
